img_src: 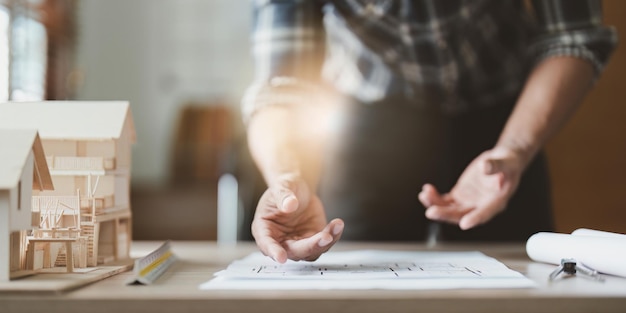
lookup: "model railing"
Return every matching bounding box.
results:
[46,156,116,171]
[31,195,80,212]
[31,195,81,230]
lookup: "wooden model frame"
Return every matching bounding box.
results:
[0,129,54,281]
[0,101,136,274]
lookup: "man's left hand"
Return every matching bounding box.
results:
[418,147,525,230]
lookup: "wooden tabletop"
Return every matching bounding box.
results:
[1,241,625,313]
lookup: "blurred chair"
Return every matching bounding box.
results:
[170,104,233,183]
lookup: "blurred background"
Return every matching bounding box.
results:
[1,0,624,241]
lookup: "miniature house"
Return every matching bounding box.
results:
[0,129,54,281]
[0,101,136,268]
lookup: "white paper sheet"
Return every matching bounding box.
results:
[199,250,535,290]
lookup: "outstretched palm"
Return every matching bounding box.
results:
[419,148,523,230]
[252,176,344,263]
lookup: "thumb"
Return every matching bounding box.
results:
[272,182,299,213]
[271,173,307,214]
[280,192,299,213]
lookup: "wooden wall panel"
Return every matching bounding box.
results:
[546,0,626,234]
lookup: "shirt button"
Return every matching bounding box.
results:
[384,50,398,62]
[365,3,380,16]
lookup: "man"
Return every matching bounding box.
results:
[242,0,617,263]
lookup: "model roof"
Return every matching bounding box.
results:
[0,129,54,191]
[0,101,136,141]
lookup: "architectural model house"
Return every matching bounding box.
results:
[0,101,136,270]
[0,129,54,281]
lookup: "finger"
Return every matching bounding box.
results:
[459,202,503,230]
[284,219,344,261]
[425,204,472,225]
[459,210,487,230]
[255,232,288,263]
[267,240,289,264]
[328,218,345,242]
[251,215,289,263]
[418,184,449,207]
[318,218,344,249]
[283,233,329,261]
[418,186,434,207]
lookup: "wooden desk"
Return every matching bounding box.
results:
[1,241,625,313]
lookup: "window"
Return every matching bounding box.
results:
[0,4,9,101]
[10,12,47,101]
[2,0,78,101]
[17,180,22,210]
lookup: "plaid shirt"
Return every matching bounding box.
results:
[242,0,617,120]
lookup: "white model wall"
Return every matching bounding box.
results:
[10,152,34,231]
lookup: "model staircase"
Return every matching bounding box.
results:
[81,222,96,266]
[54,245,67,267]
[81,205,97,267]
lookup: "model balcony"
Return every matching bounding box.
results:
[80,195,116,216]
[31,195,81,230]
[31,195,80,212]
[46,156,116,172]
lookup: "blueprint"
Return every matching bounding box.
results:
[200,250,536,290]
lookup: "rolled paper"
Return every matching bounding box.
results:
[526,231,626,278]
[571,228,626,239]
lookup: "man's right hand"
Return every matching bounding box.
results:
[251,174,344,263]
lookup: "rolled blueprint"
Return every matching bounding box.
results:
[571,228,626,239]
[526,231,626,278]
